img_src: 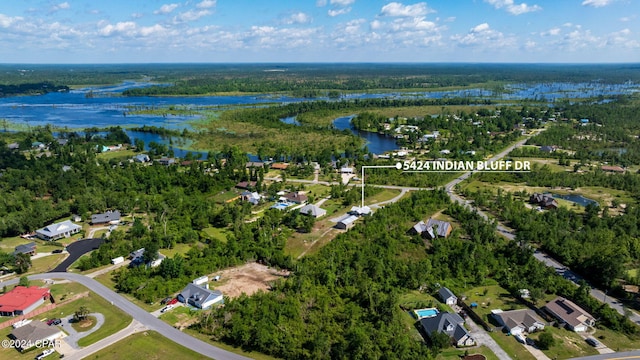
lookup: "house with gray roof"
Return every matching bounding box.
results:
[36,220,82,241]
[299,204,327,218]
[412,218,452,239]
[438,287,457,306]
[335,215,358,230]
[178,283,224,309]
[91,210,121,225]
[491,309,545,335]
[10,321,64,351]
[544,297,595,332]
[14,242,37,256]
[420,312,475,347]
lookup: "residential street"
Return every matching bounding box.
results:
[464,316,512,360]
[0,273,250,360]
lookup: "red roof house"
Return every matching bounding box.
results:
[0,286,50,316]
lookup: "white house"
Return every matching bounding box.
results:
[36,220,82,241]
[178,283,224,309]
[491,309,545,335]
[438,287,457,306]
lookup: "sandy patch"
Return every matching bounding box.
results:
[212,262,289,299]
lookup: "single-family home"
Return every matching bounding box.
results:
[241,191,262,205]
[349,206,372,216]
[340,167,354,174]
[529,193,558,210]
[438,287,457,306]
[544,297,595,332]
[31,141,45,149]
[14,242,37,256]
[133,154,151,163]
[130,248,145,260]
[91,210,121,225]
[36,220,82,241]
[178,283,224,309]
[539,145,559,153]
[601,165,625,173]
[420,312,475,347]
[235,181,257,190]
[412,219,452,239]
[491,309,545,335]
[56,139,69,146]
[299,204,327,218]
[245,161,266,169]
[283,192,308,204]
[0,286,51,316]
[156,157,175,166]
[271,162,289,170]
[335,215,359,230]
[10,321,64,351]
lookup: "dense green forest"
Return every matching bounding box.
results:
[190,191,636,359]
[0,82,69,97]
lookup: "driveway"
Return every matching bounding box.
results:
[49,238,104,272]
[59,313,106,349]
[465,316,512,360]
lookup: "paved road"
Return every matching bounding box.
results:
[0,273,250,360]
[50,238,104,272]
[571,350,640,360]
[61,312,106,349]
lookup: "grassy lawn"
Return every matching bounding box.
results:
[200,227,229,243]
[83,331,209,360]
[209,190,241,204]
[27,253,67,274]
[592,326,640,352]
[96,149,137,161]
[159,243,196,258]
[462,285,527,324]
[71,315,98,332]
[364,188,402,205]
[0,236,65,254]
[527,326,598,359]
[184,328,281,360]
[436,346,500,360]
[488,332,537,360]
[158,305,197,327]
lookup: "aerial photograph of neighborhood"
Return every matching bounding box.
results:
[1,1,640,359]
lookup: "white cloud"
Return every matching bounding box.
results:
[154,4,179,15]
[541,27,561,36]
[316,0,328,6]
[452,22,515,47]
[197,0,217,9]
[284,12,312,24]
[50,2,70,13]
[328,7,352,16]
[0,14,23,28]
[173,9,211,23]
[620,15,636,22]
[131,13,144,19]
[380,2,433,17]
[98,21,137,37]
[484,0,541,15]
[245,25,320,49]
[330,0,355,5]
[582,0,614,7]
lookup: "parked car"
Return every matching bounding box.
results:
[52,249,63,254]
[160,304,174,313]
[525,337,535,346]
[586,337,600,347]
[35,348,55,360]
[46,318,61,326]
[167,298,178,305]
[160,297,172,305]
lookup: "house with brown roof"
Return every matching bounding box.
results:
[235,181,257,190]
[491,309,545,335]
[601,165,625,173]
[271,162,289,170]
[283,192,308,204]
[529,193,558,209]
[544,297,595,332]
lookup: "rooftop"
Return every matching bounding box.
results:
[0,286,50,313]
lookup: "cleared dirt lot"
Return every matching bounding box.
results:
[212,262,289,299]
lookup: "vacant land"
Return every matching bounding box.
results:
[84,331,208,360]
[211,262,289,299]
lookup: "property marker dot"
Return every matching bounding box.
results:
[395,162,402,170]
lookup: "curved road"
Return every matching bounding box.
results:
[0,273,250,360]
[50,238,104,273]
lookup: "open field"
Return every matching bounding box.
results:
[184,328,281,360]
[463,285,527,324]
[592,326,640,352]
[96,149,137,161]
[436,346,501,360]
[211,262,289,299]
[84,331,208,360]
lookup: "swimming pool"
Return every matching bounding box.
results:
[414,308,439,319]
[271,203,290,210]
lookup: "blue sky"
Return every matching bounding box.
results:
[0,0,638,63]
